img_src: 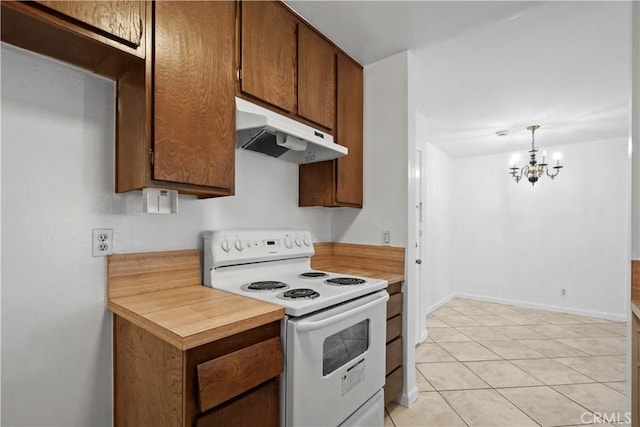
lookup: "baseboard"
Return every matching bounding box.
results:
[455,292,627,322]
[424,293,455,315]
[418,328,428,344]
[394,385,419,408]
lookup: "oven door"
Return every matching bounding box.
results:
[285,290,389,427]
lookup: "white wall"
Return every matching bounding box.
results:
[331,50,418,407]
[450,138,629,320]
[629,0,640,413]
[423,143,454,312]
[632,0,640,259]
[331,51,408,247]
[0,44,331,426]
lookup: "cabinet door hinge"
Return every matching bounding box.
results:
[237,68,242,81]
[150,149,155,166]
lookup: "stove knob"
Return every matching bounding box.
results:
[235,239,244,251]
[295,237,302,247]
[221,239,231,253]
[303,236,311,247]
[284,236,293,249]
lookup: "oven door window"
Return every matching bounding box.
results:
[322,319,369,376]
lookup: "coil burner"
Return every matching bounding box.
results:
[241,281,290,292]
[325,277,366,286]
[299,271,329,279]
[278,288,320,300]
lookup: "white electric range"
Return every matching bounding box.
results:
[203,229,388,427]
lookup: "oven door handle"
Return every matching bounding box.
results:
[295,292,389,332]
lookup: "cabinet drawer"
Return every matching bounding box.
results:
[387,293,403,319]
[384,366,403,405]
[196,379,279,427]
[386,315,402,343]
[388,281,403,296]
[197,337,283,413]
[385,337,402,375]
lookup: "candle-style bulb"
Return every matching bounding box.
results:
[553,152,562,166]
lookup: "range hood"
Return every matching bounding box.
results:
[235,97,348,164]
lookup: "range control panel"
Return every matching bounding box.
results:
[204,229,314,269]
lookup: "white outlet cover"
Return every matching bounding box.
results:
[92,228,113,257]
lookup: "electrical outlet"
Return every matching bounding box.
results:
[93,228,113,257]
[383,230,391,245]
[561,288,567,296]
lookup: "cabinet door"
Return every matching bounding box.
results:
[35,1,143,47]
[153,1,235,191]
[196,379,279,427]
[241,1,297,113]
[298,24,335,129]
[335,54,363,206]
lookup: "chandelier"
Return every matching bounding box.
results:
[509,125,563,186]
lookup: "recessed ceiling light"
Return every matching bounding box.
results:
[496,130,509,137]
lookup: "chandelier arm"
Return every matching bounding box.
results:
[546,165,562,179]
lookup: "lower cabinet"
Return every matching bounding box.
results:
[114,316,282,426]
[384,281,404,405]
[195,379,279,427]
[632,309,639,427]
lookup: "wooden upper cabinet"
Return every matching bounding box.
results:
[335,54,363,206]
[298,53,363,208]
[241,1,297,113]
[153,1,235,192]
[35,1,144,48]
[1,0,145,76]
[297,25,335,130]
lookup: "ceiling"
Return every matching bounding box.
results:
[286,1,632,158]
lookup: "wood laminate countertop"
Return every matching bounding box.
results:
[107,250,284,351]
[311,242,405,285]
[106,248,403,351]
[109,287,284,351]
[329,267,404,285]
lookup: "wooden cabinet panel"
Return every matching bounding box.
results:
[241,1,297,113]
[385,281,403,407]
[115,316,282,427]
[1,1,144,79]
[114,316,184,427]
[386,337,402,375]
[298,24,335,129]
[196,379,279,427]
[335,54,363,206]
[388,281,403,296]
[633,311,639,427]
[153,1,235,191]
[387,293,403,319]
[386,315,402,344]
[384,366,403,405]
[35,1,144,47]
[299,160,334,206]
[197,337,283,412]
[298,54,363,208]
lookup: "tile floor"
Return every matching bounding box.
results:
[385,298,628,427]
